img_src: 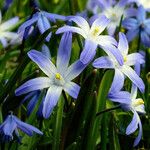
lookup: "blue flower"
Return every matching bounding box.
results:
[93,32,145,92]
[87,0,136,35]
[18,9,66,42]
[15,32,86,119]
[56,15,123,65]
[122,5,150,47]
[0,114,43,142]
[108,63,145,147]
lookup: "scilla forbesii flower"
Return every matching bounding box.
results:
[0,11,20,48]
[56,15,123,65]
[0,113,43,142]
[93,32,145,92]
[123,5,150,47]
[18,9,66,42]
[15,32,86,119]
[88,0,136,35]
[108,63,145,147]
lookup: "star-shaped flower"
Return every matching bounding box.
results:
[56,15,123,65]
[15,32,86,118]
[93,32,145,92]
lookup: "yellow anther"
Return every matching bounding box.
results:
[92,27,100,36]
[55,73,61,80]
[120,28,125,33]
[137,99,144,105]
[123,56,127,62]
[134,99,144,107]
[112,13,116,17]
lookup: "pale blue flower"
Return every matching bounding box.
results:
[0,114,43,142]
[108,63,145,147]
[87,0,136,35]
[56,15,123,65]
[93,32,145,92]
[0,11,20,48]
[15,32,86,119]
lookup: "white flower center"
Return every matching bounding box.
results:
[54,73,65,86]
[104,6,124,25]
[132,99,144,107]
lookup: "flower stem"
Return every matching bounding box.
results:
[96,105,121,116]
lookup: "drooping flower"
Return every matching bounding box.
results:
[108,63,145,147]
[122,5,150,47]
[87,0,136,35]
[56,15,123,65]
[15,32,86,119]
[18,9,66,41]
[93,32,145,92]
[0,11,20,48]
[0,113,43,142]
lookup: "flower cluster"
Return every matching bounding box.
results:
[0,0,149,148]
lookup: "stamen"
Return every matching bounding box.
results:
[134,99,144,107]
[124,56,127,62]
[55,73,61,80]
[92,27,100,36]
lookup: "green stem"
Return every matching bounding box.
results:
[137,30,141,52]
[52,96,64,150]
[96,105,121,116]
[101,114,107,150]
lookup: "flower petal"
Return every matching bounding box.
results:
[0,37,8,47]
[121,65,145,93]
[67,16,90,32]
[0,17,19,31]
[125,53,145,66]
[42,86,62,119]
[133,118,142,147]
[122,18,138,30]
[118,32,129,55]
[37,15,51,42]
[65,60,86,81]
[96,35,117,47]
[28,50,57,77]
[56,26,87,38]
[126,111,139,135]
[18,14,38,34]
[91,15,110,34]
[3,115,17,136]
[108,91,131,104]
[14,116,43,136]
[109,69,125,93]
[126,29,139,42]
[27,94,39,116]
[15,77,51,96]
[43,11,66,21]
[137,5,146,23]
[64,82,80,99]
[80,40,97,64]
[57,32,72,73]
[141,31,150,47]
[101,45,124,66]
[92,56,113,69]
